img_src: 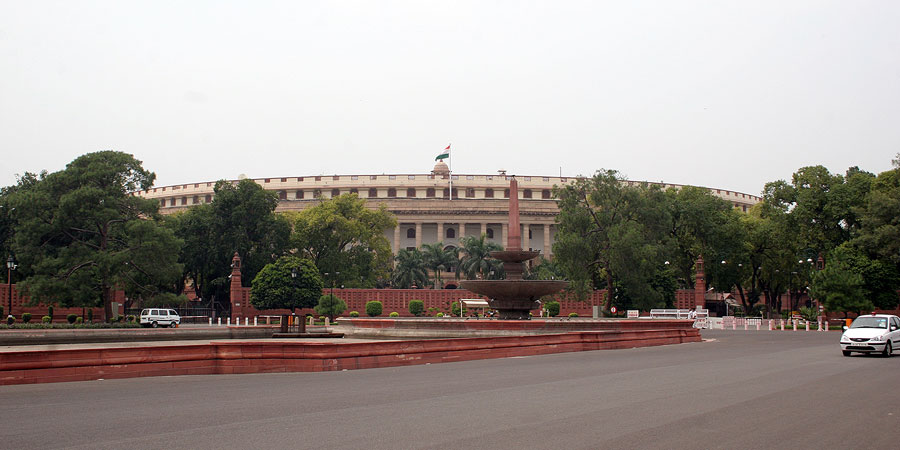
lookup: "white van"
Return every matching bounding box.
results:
[140,309,181,328]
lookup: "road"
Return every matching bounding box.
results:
[2,330,898,449]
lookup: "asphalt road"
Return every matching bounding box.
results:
[2,330,898,450]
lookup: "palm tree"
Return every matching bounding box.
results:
[392,248,428,289]
[421,242,459,288]
[457,234,504,280]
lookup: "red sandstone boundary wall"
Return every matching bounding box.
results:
[0,329,700,386]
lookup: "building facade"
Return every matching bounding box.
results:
[135,162,762,261]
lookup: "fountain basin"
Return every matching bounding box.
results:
[459,279,569,319]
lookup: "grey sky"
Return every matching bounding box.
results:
[1,1,898,196]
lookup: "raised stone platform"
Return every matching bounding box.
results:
[0,323,700,386]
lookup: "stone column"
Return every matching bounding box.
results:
[501,223,509,248]
[543,224,551,259]
[481,223,487,237]
[459,223,466,240]
[436,222,444,243]
[393,225,401,255]
[694,256,706,309]
[415,222,423,249]
[522,223,530,250]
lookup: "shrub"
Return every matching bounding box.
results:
[798,306,819,322]
[67,314,77,324]
[318,316,326,322]
[450,302,467,317]
[389,311,399,317]
[75,317,84,324]
[349,311,360,317]
[365,301,383,317]
[42,315,52,324]
[436,312,444,317]
[126,315,136,323]
[568,312,578,318]
[22,312,32,323]
[408,300,424,316]
[545,301,560,317]
[314,294,347,319]
[6,316,15,325]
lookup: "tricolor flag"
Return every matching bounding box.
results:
[435,144,450,161]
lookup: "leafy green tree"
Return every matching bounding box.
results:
[314,293,347,320]
[853,158,900,284]
[421,242,458,288]
[392,248,428,288]
[1,171,45,282]
[810,246,870,317]
[457,234,503,280]
[553,170,669,311]
[524,257,565,280]
[250,256,323,314]
[8,151,182,320]
[166,179,291,312]
[290,193,396,288]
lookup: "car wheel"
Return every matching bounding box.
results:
[883,342,892,357]
[170,322,178,328]
[152,321,158,328]
[842,350,852,357]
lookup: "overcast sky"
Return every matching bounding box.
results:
[1,1,898,195]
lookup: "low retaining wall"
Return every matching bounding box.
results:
[0,328,700,385]
[0,327,276,346]
[339,318,694,338]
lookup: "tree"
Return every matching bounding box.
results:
[421,242,458,288]
[810,246,870,317]
[290,193,396,288]
[456,234,503,280]
[314,293,347,320]
[250,256,323,314]
[9,151,182,320]
[553,170,668,311]
[166,179,291,313]
[392,248,428,288]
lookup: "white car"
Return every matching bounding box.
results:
[840,314,900,357]
[140,309,181,328]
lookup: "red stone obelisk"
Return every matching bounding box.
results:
[507,177,521,250]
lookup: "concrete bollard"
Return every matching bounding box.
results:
[325,317,330,326]
[780,319,785,331]
[792,319,797,331]
[227,317,231,326]
[209,317,212,326]
[744,320,748,331]
[309,316,315,326]
[805,321,809,332]
[254,317,258,326]
[732,320,736,330]
[756,321,760,331]
[245,317,249,326]
[217,317,221,326]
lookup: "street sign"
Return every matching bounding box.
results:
[610,306,617,314]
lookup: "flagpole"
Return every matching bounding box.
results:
[449,146,452,201]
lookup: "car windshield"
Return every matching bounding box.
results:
[850,317,887,329]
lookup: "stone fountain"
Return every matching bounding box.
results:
[459,177,567,319]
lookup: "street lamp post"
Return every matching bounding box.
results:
[7,255,17,319]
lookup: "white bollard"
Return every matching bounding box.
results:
[254,317,258,326]
[325,317,330,326]
[780,319,785,331]
[245,317,249,326]
[756,321,760,331]
[805,321,809,332]
[209,317,212,326]
[217,317,221,326]
[792,319,797,331]
[732,320,736,330]
[744,320,748,331]
[227,317,231,326]
[818,317,824,332]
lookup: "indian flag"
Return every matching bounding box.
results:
[435,144,450,161]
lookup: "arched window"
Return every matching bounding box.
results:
[407,228,416,238]
[331,188,340,197]
[446,228,455,239]
[368,188,378,198]
[542,189,551,199]
[485,188,494,198]
[388,188,397,197]
[486,228,494,239]
[523,189,532,199]
[406,188,416,198]
[426,188,435,197]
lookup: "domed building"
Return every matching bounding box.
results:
[136,162,761,264]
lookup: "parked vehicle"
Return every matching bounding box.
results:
[840,314,900,357]
[140,309,181,328]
